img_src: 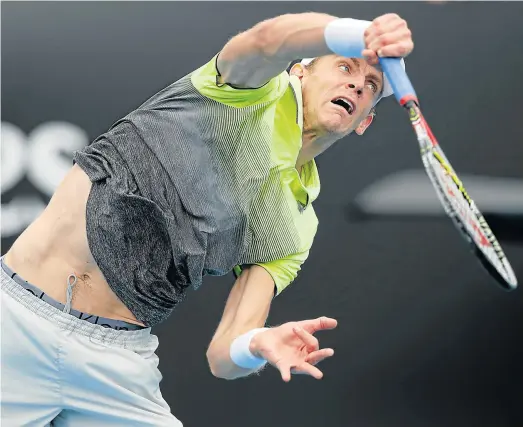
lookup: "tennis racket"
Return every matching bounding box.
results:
[379,57,518,291]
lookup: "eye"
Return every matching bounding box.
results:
[366,81,378,93]
[338,63,351,73]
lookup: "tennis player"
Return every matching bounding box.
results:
[1,12,413,426]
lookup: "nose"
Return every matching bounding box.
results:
[347,83,364,96]
[346,73,366,95]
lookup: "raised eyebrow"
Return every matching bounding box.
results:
[367,73,381,84]
[336,58,356,70]
[349,58,361,71]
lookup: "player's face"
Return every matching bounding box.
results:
[299,55,383,137]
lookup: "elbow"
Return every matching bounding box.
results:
[206,346,221,378]
[206,346,233,380]
[207,359,224,379]
[207,363,222,379]
[207,363,236,381]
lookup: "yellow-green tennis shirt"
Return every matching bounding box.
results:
[189,54,320,294]
[75,52,321,326]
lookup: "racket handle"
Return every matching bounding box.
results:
[379,57,417,104]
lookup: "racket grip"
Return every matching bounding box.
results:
[379,57,417,104]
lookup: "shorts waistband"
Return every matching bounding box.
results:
[0,258,145,331]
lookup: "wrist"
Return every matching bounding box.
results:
[248,329,265,358]
[229,328,269,370]
[324,18,371,59]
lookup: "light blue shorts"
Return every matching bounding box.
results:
[0,262,182,426]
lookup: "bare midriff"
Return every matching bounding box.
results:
[3,164,145,327]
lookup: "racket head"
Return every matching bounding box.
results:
[405,101,518,290]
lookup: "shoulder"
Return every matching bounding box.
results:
[190,52,290,108]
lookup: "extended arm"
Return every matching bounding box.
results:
[217,13,337,89]
[217,12,413,89]
[206,265,337,381]
[206,265,274,380]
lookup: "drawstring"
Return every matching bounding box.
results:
[63,273,77,314]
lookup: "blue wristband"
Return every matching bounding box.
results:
[324,18,371,59]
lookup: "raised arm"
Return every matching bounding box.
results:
[217,13,337,89]
[217,12,413,89]
[206,265,337,381]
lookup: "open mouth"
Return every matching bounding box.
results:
[331,97,355,115]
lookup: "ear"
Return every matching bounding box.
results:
[355,112,375,136]
[289,62,306,80]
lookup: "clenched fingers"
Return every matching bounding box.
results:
[377,38,414,58]
[365,13,408,40]
[363,13,413,59]
[367,27,412,54]
[362,49,379,65]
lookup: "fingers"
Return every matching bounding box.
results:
[367,27,412,56]
[362,49,379,65]
[271,318,337,382]
[299,316,338,334]
[305,348,335,366]
[276,361,292,383]
[274,347,335,382]
[365,13,407,40]
[363,13,413,59]
[377,38,414,58]
[280,367,292,382]
[291,362,324,380]
[292,326,319,352]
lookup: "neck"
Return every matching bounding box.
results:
[296,126,339,172]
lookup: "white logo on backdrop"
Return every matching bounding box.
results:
[1,121,89,237]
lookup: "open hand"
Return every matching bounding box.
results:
[250,316,338,382]
[362,13,414,65]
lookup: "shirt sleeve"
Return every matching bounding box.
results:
[190,52,289,108]
[254,249,310,296]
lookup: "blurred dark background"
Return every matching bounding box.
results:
[2,2,523,426]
